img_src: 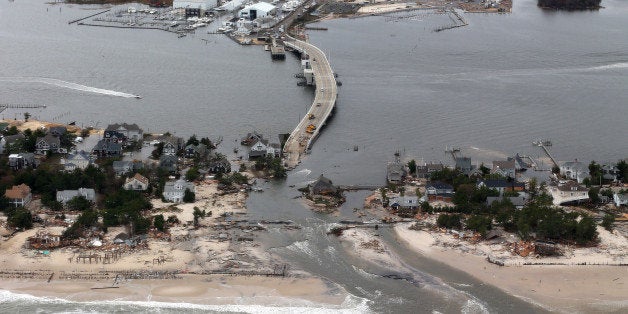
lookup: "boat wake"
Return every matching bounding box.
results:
[585,62,628,71]
[0,77,141,98]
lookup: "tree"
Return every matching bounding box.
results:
[407,159,417,175]
[601,214,615,231]
[7,207,33,230]
[575,216,597,245]
[589,161,602,186]
[479,163,490,176]
[552,165,560,175]
[24,112,31,122]
[466,215,492,236]
[617,160,628,183]
[154,214,166,232]
[186,134,200,146]
[151,142,164,159]
[437,214,462,230]
[193,206,206,227]
[186,167,200,181]
[66,196,93,211]
[183,188,195,203]
[588,187,600,204]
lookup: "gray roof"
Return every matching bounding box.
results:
[163,179,194,194]
[105,123,142,132]
[67,151,91,162]
[390,196,420,208]
[56,188,96,202]
[3,134,25,145]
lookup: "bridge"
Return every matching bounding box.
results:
[282,35,337,169]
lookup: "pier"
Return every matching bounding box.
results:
[283,35,338,169]
[533,140,558,168]
[68,9,110,25]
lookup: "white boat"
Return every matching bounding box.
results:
[127,7,137,13]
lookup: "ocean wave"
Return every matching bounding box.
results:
[461,299,490,314]
[0,77,140,98]
[0,290,372,313]
[295,168,312,176]
[585,62,628,71]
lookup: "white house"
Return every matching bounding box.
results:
[239,2,276,20]
[173,0,218,10]
[162,179,195,203]
[614,193,628,207]
[548,181,589,206]
[56,188,96,204]
[560,160,590,184]
[124,173,149,191]
[62,151,94,171]
[5,184,32,207]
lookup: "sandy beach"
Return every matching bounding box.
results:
[0,274,356,309]
[394,223,628,313]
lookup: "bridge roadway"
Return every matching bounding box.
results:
[283,36,337,169]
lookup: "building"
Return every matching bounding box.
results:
[162,179,195,203]
[112,160,143,176]
[248,140,280,159]
[389,196,422,211]
[426,181,454,202]
[486,196,528,209]
[601,163,620,182]
[548,181,589,205]
[455,157,472,173]
[614,193,628,207]
[62,151,94,171]
[208,158,231,174]
[309,175,338,196]
[0,134,25,154]
[35,134,61,155]
[56,188,96,204]
[124,173,149,191]
[92,139,122,157]
[5,184,32,207]
[239,2,276,20]
[477,179,525,195]
[173,0,218,10]
[159,154,178,173]
[105,123,144,143]
[387,162,406,184]
[492,160,516,178]
[8,153,35,170]
[48,126,67,137]
[415,162,444,179]
[560,160,590,184]
[185,143,208,158]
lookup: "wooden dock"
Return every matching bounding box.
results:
[68,9,111,25]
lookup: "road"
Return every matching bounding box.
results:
[283,35,337,169]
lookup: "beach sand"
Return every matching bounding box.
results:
[394,223,628,313]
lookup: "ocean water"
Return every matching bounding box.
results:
[1,0,627,312]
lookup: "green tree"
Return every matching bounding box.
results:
[7,207,33,230]
[186,134,200,146]
[601,214,615,231]
[552,165,560,175]
[66,196,93,211]
[479,163,490,176]
[154,214,166,232]
[183,188,195,203]
[588,187,600,204]
[617,160,628,183]
[589,161,602,186]
[186,167,200,181]
[437,214,462,229]
[465,215,492,236]
[407,159,417,175]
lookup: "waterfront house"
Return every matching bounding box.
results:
[208,158,231,174]
[415,162,443,179]
[387,162,406,184]
[455,157,472,173]
[35,134,61,155]
[5,184,32,207]
[241,132,264,146]
[162,179,195,203]
[389,196,422,211]
[124,173,149,191]
[559,160,589,184]
[62,151,94,171]
[548,181,589,206]
[92,139,122,157]
[486,196,528,209]
[492,160,516,178]
[477,179,525,195]
[601,163,620,182]
[309,174,338,196]
[112,160,133,176]
[56,188,96,204]
[613,193,628,207]
[0,134,25,154]
[105,123,143,142]
[159,154,178,173]
[103,130,126,145]
[425,181,454,202]
[48,126,67,137]
[248,140,280,159]
[8,153,35,170]
[184,143,208,159]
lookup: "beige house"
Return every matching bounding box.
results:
[124,173,149,191]
[5,184,32,207]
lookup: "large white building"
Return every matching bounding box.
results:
[239,2,277,20]
[173,0,218,10]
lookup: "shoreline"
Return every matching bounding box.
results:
[393,223,628,313]
[0,274,364,310]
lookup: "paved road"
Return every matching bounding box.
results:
[283,35,337,169]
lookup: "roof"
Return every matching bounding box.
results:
[127,173,149,185]
[3,134,25,145]
[390,196,420,207]
[67,151,91,161]
[560,160,588,171]
[243,2,276,12]
[479,179,525,189]
[556,181,588,192]
[492,160,515,170]
[164,179,194,193]
[105,123,142,132]
[113,160,133,170]
[93,139,122,152]
[56,188,96,201]
[5,184,31,199]
[310,175,337,194]
[426,181,453,190]
[37,134,60,145]
[486,196,527,207]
